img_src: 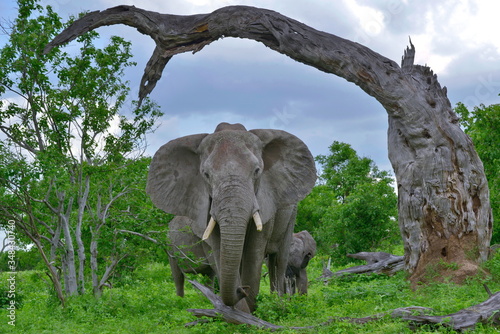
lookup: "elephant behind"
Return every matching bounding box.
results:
[285,230,317,295]
[167,216,216,297]
[147,122,316,312]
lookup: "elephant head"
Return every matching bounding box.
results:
[147,122,316,308]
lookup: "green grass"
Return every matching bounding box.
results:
[2,255,500,334]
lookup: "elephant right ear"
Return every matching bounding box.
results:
[147,133,209,219]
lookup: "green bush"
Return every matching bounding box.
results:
[297,141,400,265]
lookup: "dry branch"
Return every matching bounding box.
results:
[187,280,285,330]
[401,291,500,331]
[322,252,405,279]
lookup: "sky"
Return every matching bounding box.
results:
[1,0,499,172]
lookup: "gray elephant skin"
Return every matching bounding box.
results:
[167,216,215,297]
[285,230,317,295]
[147,122,316,312]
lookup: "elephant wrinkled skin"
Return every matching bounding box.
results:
[147,122,316,312]
[285,230,317,295]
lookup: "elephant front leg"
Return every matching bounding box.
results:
[168,255,185,297]
[268,249,291,294]
[239,223,270,312]
[296,269,308,295]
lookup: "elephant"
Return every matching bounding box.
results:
[285,230,317,295]
[167,216,216,297]
[147,122,316,312]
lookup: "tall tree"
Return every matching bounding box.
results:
[43,5,493,284]
[0,0,163,304]
[455,102,499,243]
[298,141,399,263]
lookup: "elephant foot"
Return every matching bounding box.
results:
[234,297,251,313]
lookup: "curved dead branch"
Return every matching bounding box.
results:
[44,5,401,107]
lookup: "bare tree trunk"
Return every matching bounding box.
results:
[45,5,493,284]
[59,196,78,296]
[90,236,100,297]
[89,190,130,297]
[36,238,66,306]
[75,174,90,295]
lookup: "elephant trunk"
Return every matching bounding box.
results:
[211,179,255,307]
[219,223,248,306]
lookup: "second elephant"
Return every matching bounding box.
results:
[285,230,317,295]
[168,216,216,297]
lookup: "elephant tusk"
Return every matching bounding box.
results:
[253,211,263,231]
[202,217,217,240]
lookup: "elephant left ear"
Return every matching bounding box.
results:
[250,129,317,205]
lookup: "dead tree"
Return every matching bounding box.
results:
[44,5,493,285]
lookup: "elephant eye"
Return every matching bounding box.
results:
[203,171,210,180]
[254,167,261,177]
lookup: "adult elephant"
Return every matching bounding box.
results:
[285,230,317,295]
[147,122,316,312]
[167,216,216,297]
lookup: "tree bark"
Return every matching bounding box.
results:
[58,195,78,296]
[75,174,90,295]
[401,289,500,331]
[44,5,493,284]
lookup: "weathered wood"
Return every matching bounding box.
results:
[322,252,404,279]
[401,291,500,331]
[45,5,493,284]
[187,280,285,330]
[187,279,428,329]
[188,279,500,331]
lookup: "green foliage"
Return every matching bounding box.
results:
[298,141,399,263]
[0,248,43,272]
[0,0,166,303]
[2,257,500,333]
[455,102,500,243]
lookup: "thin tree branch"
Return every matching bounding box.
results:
[117,229,159,244]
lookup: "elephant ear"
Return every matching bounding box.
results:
[147,133,209,232]
[250,129,317,213]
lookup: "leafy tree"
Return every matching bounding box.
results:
[297,141,399,264]
[455,102,500,243]
[0,0,165,304]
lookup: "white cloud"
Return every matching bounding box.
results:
[344,0,386,37]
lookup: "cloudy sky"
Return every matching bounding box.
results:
[1,0,499,174]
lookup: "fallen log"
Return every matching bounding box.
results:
[186,280,287,330]
[321,252,404,279]
[187,280,500,331]
[401,290,500,331]
[186,279,427,330]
